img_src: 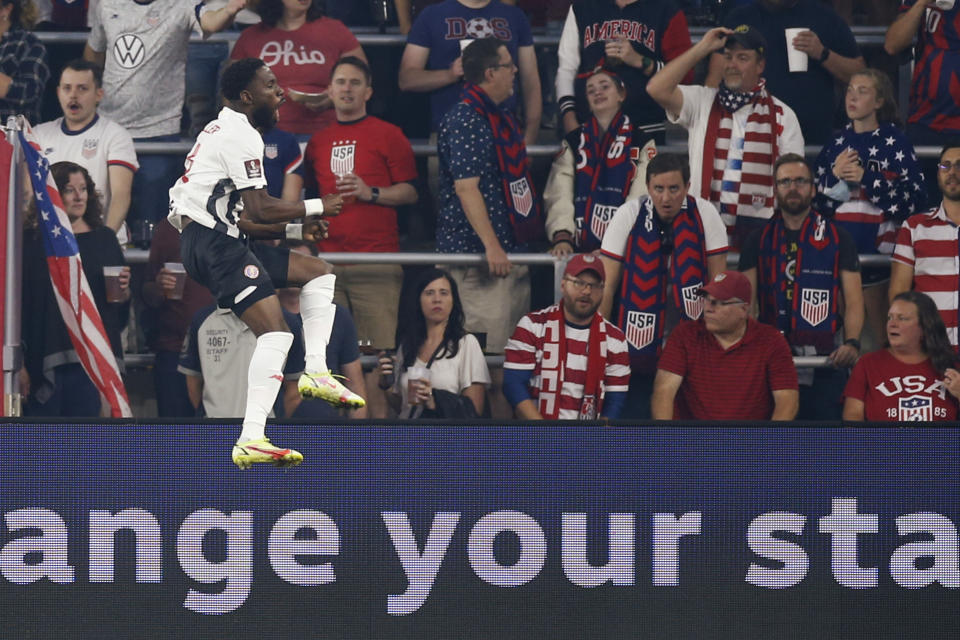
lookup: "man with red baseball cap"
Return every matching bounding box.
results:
[503,254,631,420]
[651,270,799,420]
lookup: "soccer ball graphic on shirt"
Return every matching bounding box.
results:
[465,18,495,39]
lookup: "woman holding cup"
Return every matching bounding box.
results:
[377,268,490,418]
[20,161,130,416]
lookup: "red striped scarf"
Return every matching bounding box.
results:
[537,305,608,420]
[702,80,783,233]
[462,84,544,244]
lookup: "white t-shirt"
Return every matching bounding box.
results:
[34,114,139,214]
[168,107,267,238]
[87,0,202,137]
[600,195,728,260]
[668,84,804,221]
[395,334,491,418]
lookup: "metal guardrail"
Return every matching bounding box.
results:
[122,248,893,268]
[133,139,946,160]
[35,25,893,47]
[123,349,830,370]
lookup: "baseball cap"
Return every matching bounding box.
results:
[564,254,605,281]
[698,270,751,302]
[726,24,766,57]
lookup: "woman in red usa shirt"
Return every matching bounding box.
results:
[843,291,960,422]
[231,0,367,136]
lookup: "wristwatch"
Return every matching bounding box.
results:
[818,47,831,64]
[844,338,861,351]
[370,186,380,203]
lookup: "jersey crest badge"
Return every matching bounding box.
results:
[509,178,532,217]
[82,138,98,159]
[800,288,830,327]
[243,265,260,279]
[625,311,656,350]
[264,143,278,160]
[330,141,356,176]
[899,395,932,421]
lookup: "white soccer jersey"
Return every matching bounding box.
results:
[168,107,267,238]
[34,114,139,214]
[87,0,202,137]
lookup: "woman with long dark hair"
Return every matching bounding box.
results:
[814,68,926,350]
[20,161,130,416]
[377,268,490,417]
[230,0,367,137]
[843,291,960,421]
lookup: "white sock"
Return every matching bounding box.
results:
[238,331,293,444]
[299,273,335,373]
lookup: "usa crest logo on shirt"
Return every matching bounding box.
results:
[265,143,278,160]
[899,395,932,421]
[330,141,356,176]
[509,178,532,217]
[82,138,98,159]
[800,288,830,327]
[625,311,656,350]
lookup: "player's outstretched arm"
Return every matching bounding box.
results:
[240,188,342,224]
[237,214,329,241]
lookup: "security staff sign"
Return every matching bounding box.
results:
[1,423,957,638]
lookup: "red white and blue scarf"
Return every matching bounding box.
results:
[618,196,708,373]
[758,212,841,355]
[462,84,544,244]
[703,80,782,235]
[573,110,636,251]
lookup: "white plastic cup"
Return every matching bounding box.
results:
[103,266,124,302]
[935,0,955,10]
[407,365,431,405]
[784,28,808,73]
[164,262,187,300]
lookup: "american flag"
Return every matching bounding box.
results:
[18,123,131,417]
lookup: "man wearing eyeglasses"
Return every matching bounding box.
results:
[503,254,631,420]
[738,153,863,420]
[890,141,960,348]
[598,153,728,418]
[652,270,799,420]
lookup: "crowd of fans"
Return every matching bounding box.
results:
[9,0,960,423]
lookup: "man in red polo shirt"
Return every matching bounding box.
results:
[651,270,798,420]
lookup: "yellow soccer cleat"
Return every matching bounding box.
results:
[232,438,303,470]
[298,371,366,408]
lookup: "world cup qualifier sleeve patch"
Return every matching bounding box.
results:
[244,159,263,179]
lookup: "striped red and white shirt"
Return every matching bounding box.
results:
[504,305,631,420]
[892,205,960,346]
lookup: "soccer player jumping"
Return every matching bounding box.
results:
[169,58,365,469]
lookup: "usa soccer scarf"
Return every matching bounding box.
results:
[702,80,780,221]
[573,110,635,251]
[618,196,708,371]
[462,84,544,243]
[758,213,840,354]
[537,305,608,420]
